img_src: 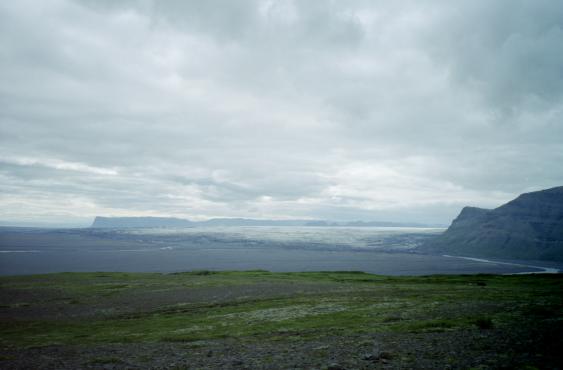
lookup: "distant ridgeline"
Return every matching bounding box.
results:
[422,186,563,261]
[91,217,194,228]
[90,217,433,228]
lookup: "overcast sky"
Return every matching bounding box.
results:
[1,0,563,226]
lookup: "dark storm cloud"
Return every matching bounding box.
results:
[421,0,563,113]
[1,0,562,225]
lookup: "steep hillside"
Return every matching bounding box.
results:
[422,186,563,261]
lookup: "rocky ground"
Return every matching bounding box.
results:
[1,271,562,369]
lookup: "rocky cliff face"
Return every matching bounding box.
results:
[423,186,563,261]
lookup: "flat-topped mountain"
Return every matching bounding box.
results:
[422,186,563,261]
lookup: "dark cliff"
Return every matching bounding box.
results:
[422,186,563,261]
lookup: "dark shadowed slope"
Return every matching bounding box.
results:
[421,186,563,261]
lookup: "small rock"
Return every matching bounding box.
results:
[327,363,345,370]
[362,354,377,361]
[363,350,393,363]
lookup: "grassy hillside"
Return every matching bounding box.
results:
[1,271,562,369]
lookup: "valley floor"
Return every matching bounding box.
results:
[1,271,562,369]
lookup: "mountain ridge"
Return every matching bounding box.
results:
[422,186,563,261]
[90,216,437,228]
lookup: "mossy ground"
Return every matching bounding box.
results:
[1,271,562,369]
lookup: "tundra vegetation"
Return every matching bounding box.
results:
[1,271,562,369]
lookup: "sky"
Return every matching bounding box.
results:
[1,0,563,227]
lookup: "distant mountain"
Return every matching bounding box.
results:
[303,220,435,227]
[91,217,311,228]
[421,186,563,261]
[200,218,311,227]
[91,217,194,228]
[340,220,432,228]
[90,216,436,229]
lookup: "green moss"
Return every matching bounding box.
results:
[1,271,562,348]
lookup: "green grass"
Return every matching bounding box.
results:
[1,271,562,347]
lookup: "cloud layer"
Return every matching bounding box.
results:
[1,0,562,226]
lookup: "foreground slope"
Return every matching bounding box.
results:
[1,271,562,369]
[422,186,563,261]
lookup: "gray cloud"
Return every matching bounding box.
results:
[1,0,562,226]
[420,0,563,115]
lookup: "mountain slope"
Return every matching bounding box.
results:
[422,186,563,261]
